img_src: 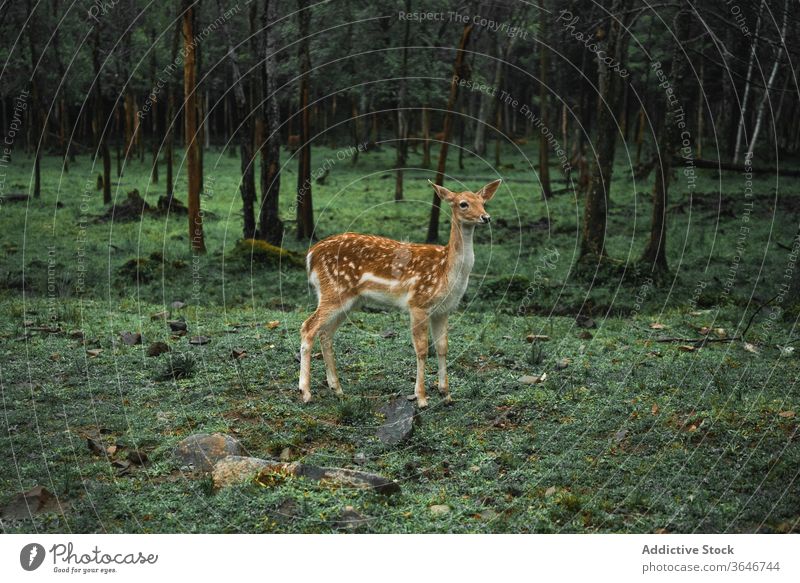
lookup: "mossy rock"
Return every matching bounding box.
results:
[232,239,305,268]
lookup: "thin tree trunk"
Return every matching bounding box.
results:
[745,0,789,161]
[473,35,504,156]
[732,0,765,164]
[296,0,314,239]
[426,23,474,243]
[395,0,411,202]
[217,0,256,239]
[259,0,284,244]
[538,0,551,200]
[421,105,431,168]
[91,27,111,204]
[25,0,41,198]
[183,0,205,253]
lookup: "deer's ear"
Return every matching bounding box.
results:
[428,180,456,202]
[478,179,502,202]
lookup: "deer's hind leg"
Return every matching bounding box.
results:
[319,309,347,396]
[410,307,430,409]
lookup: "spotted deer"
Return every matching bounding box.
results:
[299,179,501,408]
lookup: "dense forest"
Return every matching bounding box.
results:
[0,0,798,535]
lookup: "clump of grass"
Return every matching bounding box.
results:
[335,397,373,426]
[157,352,196,381]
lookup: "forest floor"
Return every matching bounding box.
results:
[0,145,798,533]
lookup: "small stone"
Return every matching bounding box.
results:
[270,498,300,524]
[173,433,243,472]
[171,301,186,309]
[545,486,557,497]
[189,336,210,345]
[167,320,187,332]
[377,397,416,445]
[576,316,596,329]
[353,452,367,466]
[212,455,272,489]
[279,447,295,462]
[430,504,450,516]
[555,358,570,370]
[120,331,142,346]
[577,331,593,340]
[478,509,499,521]
[147,342,170,357]
[150,310,170,321]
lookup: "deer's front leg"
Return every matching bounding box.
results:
[430,314,452,404]
[410,308,430,408]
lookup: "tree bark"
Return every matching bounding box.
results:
[91,26,111,204]
[183,0,205,253]
[421,105,431,168]
[296,0,314,239]
[426,23,474,243]
[259,0,284,244]
[25,0,41,198]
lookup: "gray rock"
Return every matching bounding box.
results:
[377,397,416,445]
[174,433,242,472]
[293,464,401,495]
[430,504,450,516]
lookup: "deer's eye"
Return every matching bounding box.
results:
[459,201,469,209]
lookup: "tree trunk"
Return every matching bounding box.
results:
[641,10,690,275]
[426,23,474,243]
[259,0,284,244]
[183,0,205,253]
[421,105,431,168]
[25,0,41,198]
[732,0,765,164]
[91,27,111,204]
[395,0,411,202]
[538,0,551,199]
[579,0,630,260]
[149,28,159,184]
[745,0,789,161]
[296,0,314,239]
[165,16,180,202]
[473,36,504,156]
[218,0,256,239]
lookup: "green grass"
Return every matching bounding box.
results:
[0,144,798,533]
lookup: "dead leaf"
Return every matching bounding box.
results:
[231,348,247,360]
[267,320,280,329]
[127,451,149,465]
[544,486,557,497]
[86,348,103,358]
[651,403,660,416]
[150,310,170,321]
[713,328,727,338]
[614,429,628,443]
[518,372,547,385]
[106,445,118,456]
[649,322,667,330]
[677,345,696,352]
[743,342,759,354]
[778,411,795,418]
[526,334,550,342]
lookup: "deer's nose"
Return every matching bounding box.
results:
[481,214,491,224]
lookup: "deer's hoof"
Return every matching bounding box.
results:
[417,398,429,409]
[443,394,454,406]
[301,392,312,404]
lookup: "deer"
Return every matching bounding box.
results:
[299,179,502,408]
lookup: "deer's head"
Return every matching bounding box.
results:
[429,179,502,225]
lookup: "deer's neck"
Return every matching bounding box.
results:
[445,219,475,282]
